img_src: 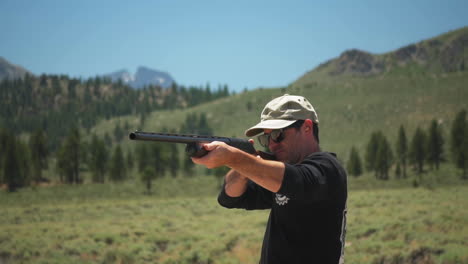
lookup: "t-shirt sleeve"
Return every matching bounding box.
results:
[277,155,333,202]
[218,180,273,210]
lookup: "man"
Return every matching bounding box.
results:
[192,94,347,264]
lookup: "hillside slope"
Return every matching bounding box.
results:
[298,26,468,80]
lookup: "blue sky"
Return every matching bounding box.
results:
[1,0,467,91]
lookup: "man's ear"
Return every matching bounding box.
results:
[303,119,314,134]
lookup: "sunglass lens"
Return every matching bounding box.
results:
[257,130,284,147]
[270,130,282,142]
[258,134,269,147]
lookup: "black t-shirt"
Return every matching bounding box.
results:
[218,152,348,264]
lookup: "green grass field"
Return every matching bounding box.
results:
[1,171,467,264]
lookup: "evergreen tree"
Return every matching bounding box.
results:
[88,134,108,183]
[198,112,213,135]
[109,145,126,182]
[67,78,78,99]
[427,119,444,170]
[375,135,393,180]
[0,128,8,185]
[150,143,169,178]
[395,125,408,178]
[365,131,382,174]
[347,146,363,177]
[141,166,157,194]
[136,144,150,173]
[450,109,467,178]
[410,127,427,175]
[395,162,402,178]
[169,143,179,178]
[39,74,48,87]
[55,144,67,183]
[56,127,82,184]
[51,76,61,94]
[29,129,49,183]
[2,133,31,191]
[113,121,124,141]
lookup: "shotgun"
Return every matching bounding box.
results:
[129,131,275,159]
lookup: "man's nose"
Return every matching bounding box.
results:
[269,137,280,149]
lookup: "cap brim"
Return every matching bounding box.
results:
[245,119,297,137]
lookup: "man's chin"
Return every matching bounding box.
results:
[274,152,288,162]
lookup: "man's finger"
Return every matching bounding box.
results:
[201,141,220,151]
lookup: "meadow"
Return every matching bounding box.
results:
[1,167,467,264]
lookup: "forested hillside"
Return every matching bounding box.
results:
[0,74,230,149]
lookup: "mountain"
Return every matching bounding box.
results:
[105,66,175,89]
[0,57,31,80]
[297,26,468,80]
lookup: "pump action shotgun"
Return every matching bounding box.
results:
[129,131,275,159]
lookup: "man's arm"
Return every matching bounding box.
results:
[224,169,249,197]
[192,141,285,193]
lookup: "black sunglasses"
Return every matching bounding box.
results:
[258,129,285,147]
[257,120,305,148]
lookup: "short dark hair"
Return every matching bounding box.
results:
[288,120,319,144]
[313,122,319,144]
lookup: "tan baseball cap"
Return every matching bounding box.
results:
[245,94,319,137]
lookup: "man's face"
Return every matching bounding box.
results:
[263,126,303,164]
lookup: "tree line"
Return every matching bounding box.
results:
[2,108,467,192]
[0,112,216,192]
[346,109,468,180]
[0,74,231,150]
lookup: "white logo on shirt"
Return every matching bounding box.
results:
[275,194,290,206]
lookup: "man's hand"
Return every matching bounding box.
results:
[192,139,256,169]
[191,141,235,169]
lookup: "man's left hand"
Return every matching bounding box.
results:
[191,141,234,169]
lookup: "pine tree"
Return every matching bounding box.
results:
[136,144,150,173]
[347,146,363,177]
[89,134,108,183]
[113,121,124,141]
[396,125,408,178]
[410,127,427,175]
[395,162,402,178]
[150,143,170,178]
[427,119,444,170]
[375,135,393,180]
[2,133,31,191]
[56,127,82,184]
[29,129,48,183]
[365,131,382,174]
[109,145,126,182]
[169,143,179,178]
[450,109,467,178]
[0,128,8,185]
[141,167,157,194]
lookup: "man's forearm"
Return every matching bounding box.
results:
[224,169,249,197]
[191,141,285,193]
[226,149,285,193]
